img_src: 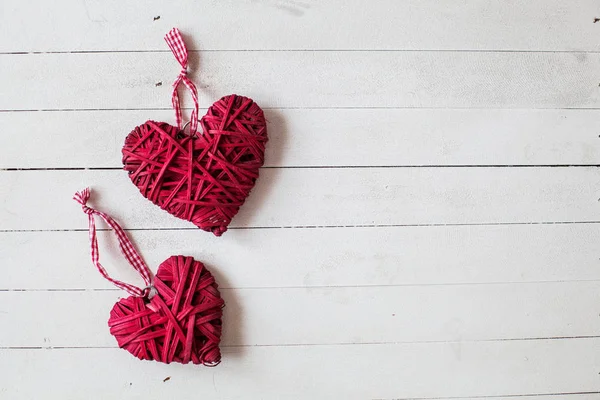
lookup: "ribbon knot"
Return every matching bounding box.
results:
[73,187,153,298]
[164,28,199,135]
[73,187,91,206]
[73,188,94,214]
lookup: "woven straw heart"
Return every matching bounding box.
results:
[108,255,224,366]
[122,94,268,236]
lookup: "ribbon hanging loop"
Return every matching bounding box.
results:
[73,188,153,297]
[165,28,199,135]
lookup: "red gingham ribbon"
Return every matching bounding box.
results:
[165,28,199,134]
[73,188,153,297]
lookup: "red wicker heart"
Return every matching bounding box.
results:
[108,255,224,366]
[122,94,268,236]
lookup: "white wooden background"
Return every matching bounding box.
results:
[1,1,599,399]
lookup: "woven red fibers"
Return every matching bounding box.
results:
[122,94,268,236]
[108,255,224,366]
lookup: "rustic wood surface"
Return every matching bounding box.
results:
[1,1,599,399]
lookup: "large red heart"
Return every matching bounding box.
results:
[122,94,268,236]
[108,255,224,365]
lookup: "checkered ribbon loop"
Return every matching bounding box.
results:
[165,28,199,135]
[73,188,153,297]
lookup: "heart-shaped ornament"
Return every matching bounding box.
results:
[73,188,225,367]
[122,94,267,236]
[122,28,268,236]
[108,255,224,365]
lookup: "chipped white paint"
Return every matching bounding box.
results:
[0,1,599,399]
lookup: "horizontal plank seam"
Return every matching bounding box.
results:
[2,49,600,55]
[373,390,600,400]
[3,107,600,112]
[3,336,600,350]
[3,165,600,171]
[3,220,600,233]
[2,279,600,292]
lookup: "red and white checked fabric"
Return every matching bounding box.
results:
[165,27,199,134]
[73,188,153,297]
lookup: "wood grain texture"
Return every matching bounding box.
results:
[1,0,598,398]
[1,51,599,110]
[1,109,599,168]
[1,0,598,52]
[2,224,600,290]
[1,168,598,231]
[1,282,599,347]
[0,340,598,399]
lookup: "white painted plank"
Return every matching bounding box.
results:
[429,397,600,400]
[459,397,600,400]
[2,224,600,290]
[2,283,599,347]
[2,2,598,399]
[2,109,599,168]
[0,168,597,231]
[1,0,598,52]
[390,397,599,400]
[2,52,599,110]
[0,340,598,399]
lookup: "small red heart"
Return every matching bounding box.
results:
[108,255,224,366]
[122,94,268,236]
